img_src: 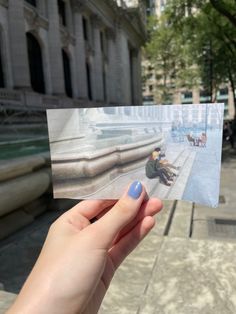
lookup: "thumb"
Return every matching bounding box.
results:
[91,181,146,249]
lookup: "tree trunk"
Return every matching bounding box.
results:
[228,67,236,119]
[210,0,236,28]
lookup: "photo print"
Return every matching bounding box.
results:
[47,104,224,207]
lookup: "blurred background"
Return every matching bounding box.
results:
[0,0,235,312]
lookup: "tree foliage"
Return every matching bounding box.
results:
[144,0,236,110]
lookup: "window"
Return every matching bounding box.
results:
[102,69,107,102]
[62,49,72,98]
[0,37,4,88]
[58,0,66,26]
[219,87,228,96]
[100,32,104,53]
[183,91,192,99]
[82,17,88,41]
[25,0,36,7]
[200,90,209,97]
[124,107,131,115]
[104,107,115,114]
[26,32,45,94]
[86,62,92,100]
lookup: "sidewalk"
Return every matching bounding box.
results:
[99,201,236,314]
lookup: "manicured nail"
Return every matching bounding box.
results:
[128,181,142,199]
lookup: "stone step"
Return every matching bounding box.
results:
[0,153,50,182]
[0,210,34,240]
[0,168,51,217]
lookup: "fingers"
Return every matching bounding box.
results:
[113,198,162,245]
[63,199,117,221]
[90,181,147,249]
[109,216,155,270]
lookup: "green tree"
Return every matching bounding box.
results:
[161,0,236,110]
[144,14,199,104]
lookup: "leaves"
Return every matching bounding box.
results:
[144,0,236,107]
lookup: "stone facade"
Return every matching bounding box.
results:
[0,0,147,110]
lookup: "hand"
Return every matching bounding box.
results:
[7,181,162,314]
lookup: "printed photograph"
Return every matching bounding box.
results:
[47,104,224,207]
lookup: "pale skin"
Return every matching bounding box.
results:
[7,183,162,314]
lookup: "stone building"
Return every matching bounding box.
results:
[0,0,147,241]
[0,0,146,111]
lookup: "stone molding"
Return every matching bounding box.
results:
[90,14,105,29]
[71,0,88,13]
[85,41,95,56]
[0,89,21,101]
[24,5,49,31]
[105,27,116,41]
[60,27,76,47]
[52,136,163,178]
[52,136,164,198]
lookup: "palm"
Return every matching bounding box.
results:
[60,198,161,314]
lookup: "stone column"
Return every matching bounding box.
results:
[106,28,116,104]
[130,49,142,106]
[120,33,132,105]
[74,8,88,99]
[92,16,104,102]
[114,21,123,105]
[47,0,65,95]
[8,0,31,89]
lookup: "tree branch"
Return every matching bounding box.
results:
[210,0,236,28]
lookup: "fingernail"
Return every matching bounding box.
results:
[128,181,142,199]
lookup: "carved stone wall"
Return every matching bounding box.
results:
[0,0,146,108]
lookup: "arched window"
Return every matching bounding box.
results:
[0,35,4,88]
[26,32,45,94]
[62,49,72,98]
[86,62,92,100]
[58,0,66,26]
[25,0,36,7]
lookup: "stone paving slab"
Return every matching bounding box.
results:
[101,235,236,314]
[139,237,236,314]
[0,291,16,314]
[99,230,164,314]
[155,200,175,236]
[192,166,236,241]
[168,201,193,238]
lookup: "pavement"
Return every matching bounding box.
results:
[1,143,236,314]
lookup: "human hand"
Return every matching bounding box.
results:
[7,181,162,314]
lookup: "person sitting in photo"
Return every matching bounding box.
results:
[199,132,207,147]
[145,152,173,186]
[152,148,180,178]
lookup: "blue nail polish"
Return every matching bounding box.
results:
[128,181,142,199]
